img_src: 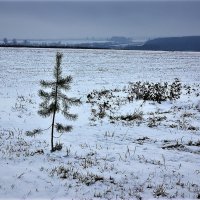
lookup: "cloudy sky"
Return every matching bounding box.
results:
[0,0,200,39]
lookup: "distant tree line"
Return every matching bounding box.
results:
[2,38,35,46]
[0,38,113,49]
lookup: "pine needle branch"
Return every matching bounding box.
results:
[40,80,55,88]
[25,124,52,137]
[55,123,73,133]
[62,110,78,120]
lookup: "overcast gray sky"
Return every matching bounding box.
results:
[0,1,200,39]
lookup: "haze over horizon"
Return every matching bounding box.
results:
[0,1,200,40]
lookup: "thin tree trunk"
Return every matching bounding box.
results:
[51,109,56,152]
[51,65,59,152]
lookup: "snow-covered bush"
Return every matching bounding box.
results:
[128,78,182,103]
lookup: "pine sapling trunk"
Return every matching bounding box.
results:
[51,68,59,152]
[51,108,56,152]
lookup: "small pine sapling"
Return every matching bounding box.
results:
[31,52,81,152]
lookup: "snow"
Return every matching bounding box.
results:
[0,47,200,199]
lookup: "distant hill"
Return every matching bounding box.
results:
[125,36,200,51]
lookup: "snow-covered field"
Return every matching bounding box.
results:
[0,47,200,199]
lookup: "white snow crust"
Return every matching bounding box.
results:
[0,47,200,199]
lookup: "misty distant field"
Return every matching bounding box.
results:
[0,47,200,199]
